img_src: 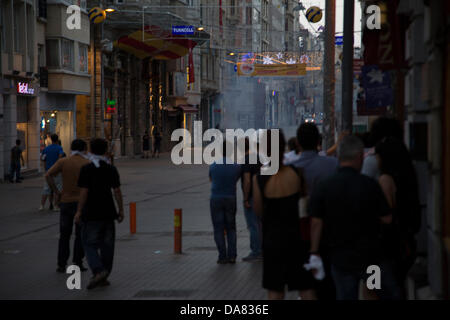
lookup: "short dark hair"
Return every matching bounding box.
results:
[368,117,403,147]
[90,138,108,156]
[297,123,319,151]
[16,139,21,146]
[71,139,87,152]
[50,134,59,143]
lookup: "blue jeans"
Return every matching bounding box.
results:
[9,162,21,181]
[58,202,84,267]
[331,261,404,300]
[243,199,261,257]
[210,197,237,260]
[81,220,115,275]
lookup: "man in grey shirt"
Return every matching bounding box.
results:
[292,123,339,193]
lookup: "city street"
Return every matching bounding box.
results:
[0,154,298,300]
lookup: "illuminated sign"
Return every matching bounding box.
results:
[237,63,306,77]
[106,106,116,114]
[17,82,35,95]
[172,26,194,35]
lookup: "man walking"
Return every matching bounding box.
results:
[209,140,241,264]
[308,136,403,300]
[75,138,124,289]
[10,139,25,183]
[46,139,90,273]
[241,138,262,261]
[40,134,64,211]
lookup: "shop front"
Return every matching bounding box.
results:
[39,93,76,156]
[15,81,40,173]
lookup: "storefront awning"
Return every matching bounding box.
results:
[178,105,198,113]
[115,25,198,60]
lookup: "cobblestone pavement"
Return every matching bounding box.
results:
[0,155,298,300]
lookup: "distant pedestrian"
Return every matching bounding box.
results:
[142,131,150,159]
[375,137,421,290]
[309,135,403,300]
[283,137,301,165]
[46,139,90,273]
[75,138,124,289]
[292,123,339,300]
[40,134,64,211]
[209,140,241,264]
[241,138,263,262]
[9,139,25,183]
[252,130,316,300]
[152,130,162,158]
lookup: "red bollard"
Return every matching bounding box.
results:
[130,202,136,234]
[174,209,182,254]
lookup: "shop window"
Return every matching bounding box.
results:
[62,39,74,71]
[79,44,88,73]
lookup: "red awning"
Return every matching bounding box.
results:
[178,105,198,113]
[114,25,198,60]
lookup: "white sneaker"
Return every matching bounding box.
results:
[53,206,60,212]
[39,205,44,211]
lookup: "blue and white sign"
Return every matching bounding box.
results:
[172,25,194,35]
[362,65,393,109]
[335,36,343,45]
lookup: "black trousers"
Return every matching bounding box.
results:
[57,202,84,267]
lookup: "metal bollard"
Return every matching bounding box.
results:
[174,208,182,254]
[130,202,136,234]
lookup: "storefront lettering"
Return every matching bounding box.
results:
[17,82,35,95]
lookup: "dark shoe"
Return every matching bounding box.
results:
[242,254,262,262]
[56,266,66,273]
[228,258,236,264]
[217,259,228,264]
[49,204,54,210]
[87,271,108,290]
[15,180,22,183]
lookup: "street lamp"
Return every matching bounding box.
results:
[105,7,117,13]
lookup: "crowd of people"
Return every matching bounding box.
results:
[8,116,420,297]
[208,117,421,300]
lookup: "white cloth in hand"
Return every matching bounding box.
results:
[304,255,325,280]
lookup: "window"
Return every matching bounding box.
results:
[14,4,22,53]
[230,0,235,16]
[246,7,252,25]
[61,39,74,70]
[79,44,88,72]
[38,0,47,19]
[0,5,4,52]
[46,39,60,68]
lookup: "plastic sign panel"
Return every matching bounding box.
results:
[17,82,35,95]
[237,63,306,77]
[172,26,194,35]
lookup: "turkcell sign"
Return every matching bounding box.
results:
[172,25,194,35]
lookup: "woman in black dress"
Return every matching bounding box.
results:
[252,130,316,300]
